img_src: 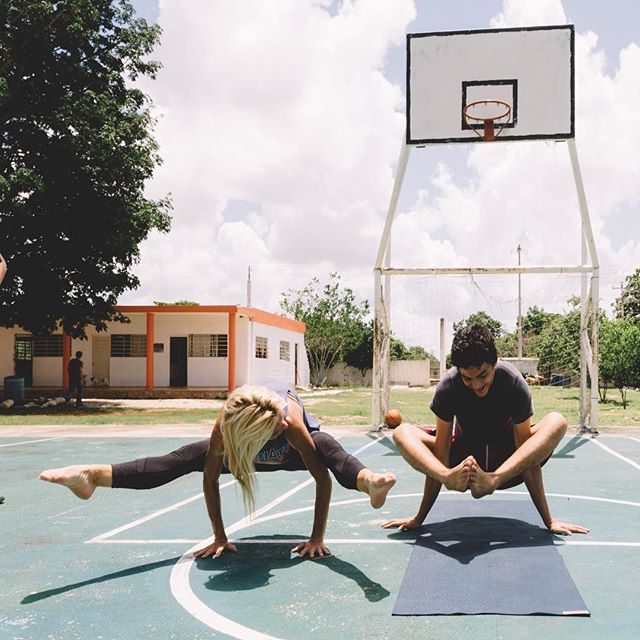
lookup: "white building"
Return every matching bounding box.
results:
[0,305,310,394]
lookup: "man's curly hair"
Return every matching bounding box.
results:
[450,323,498,368]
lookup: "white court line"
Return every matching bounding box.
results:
[93,538,640,548]
[90,490,640,544]
[87,435,353,544]
[169,434,387,640]
[86,479,236,543]
[0,437,62,447]
[588,437,640,471]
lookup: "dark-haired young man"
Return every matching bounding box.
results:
[383,323,588,536]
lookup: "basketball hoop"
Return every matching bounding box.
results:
[463,100,512,141]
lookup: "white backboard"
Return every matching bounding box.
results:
[407,25,574,144]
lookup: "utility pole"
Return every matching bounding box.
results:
[246,266,252,307]
[517,244,523,358]
[613,281,624,318]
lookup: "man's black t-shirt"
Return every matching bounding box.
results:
[68,358,82,384]
[430,360,533,446]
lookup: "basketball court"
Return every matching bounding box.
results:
[1,19,630,640]
[1,427,639,639]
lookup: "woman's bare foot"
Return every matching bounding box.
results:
[468,461,498,498]
[443,456,474,492]
[39,465,103,500]
[359,471,397,509]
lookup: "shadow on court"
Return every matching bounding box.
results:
[408,516,552,564]
[21,556,182,604]
[552,435,591,459]
[197,536,390,602]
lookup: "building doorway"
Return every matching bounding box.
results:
[170,337,187,387]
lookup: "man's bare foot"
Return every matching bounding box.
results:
[443,456,473,492]
[39,465,99,500]
[468,461,498,498]
[361,472,396,509]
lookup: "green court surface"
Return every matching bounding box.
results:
[1,430,639,639]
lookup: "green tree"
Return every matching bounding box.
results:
[153,300,199,306]
[522,305,560,335]
[0,1,171,337]
[613,267,640,322]
[495,332,518,357]
[343,320,373,377]
[531,303,581,382]
[280,273,369,386]
[599,317,640,407]
[453,311,503,338]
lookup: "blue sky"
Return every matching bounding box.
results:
[126,1,639,352]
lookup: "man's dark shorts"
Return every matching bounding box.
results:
[422,426,551,490]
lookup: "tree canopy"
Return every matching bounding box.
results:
[599,317,640,407]
[280,273,369,386]
[453,311,503,338]
[0,0,171,337]
[613,267,640,322]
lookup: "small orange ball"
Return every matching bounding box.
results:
[384,409,402,429]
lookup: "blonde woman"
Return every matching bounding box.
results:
[40,383,396,559]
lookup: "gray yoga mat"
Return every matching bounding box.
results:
[392,499,589,616]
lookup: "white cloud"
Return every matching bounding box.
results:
[124,0,415,307]
[385,0,640,350]
[125,0,639,355]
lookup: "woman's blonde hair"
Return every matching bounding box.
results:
[219,385,285,513]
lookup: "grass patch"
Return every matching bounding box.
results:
[0,405,216,426]
[303,386,640,428]
[0,387,638,428]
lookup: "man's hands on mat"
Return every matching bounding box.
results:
[381,516,423,531]
[291,538,331,559]
[547,520,590,535]
[193,538,238,559]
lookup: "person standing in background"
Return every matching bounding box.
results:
[65,351,84,407]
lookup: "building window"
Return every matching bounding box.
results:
[33,335,63,357]
[111,334,147,357]
[255,336,268,359]
[189,334,228,357]
[279,341,290,361]
[153,343,164,353]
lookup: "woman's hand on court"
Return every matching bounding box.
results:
[193,539,238,559]
[547,520,590,535]
[292,539,330,559]
[381,516,422,531]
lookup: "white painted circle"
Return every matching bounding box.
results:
[170,492,640,639]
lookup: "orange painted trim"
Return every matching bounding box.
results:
[62,334,71,390]
[119,305,240,314]
[117,305,306,334]
[228,312,236,392]
[146,312,154,392]
[236,307,306,334]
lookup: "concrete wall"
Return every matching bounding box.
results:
[501,357,539,377]
[390,360,431,386]
[151,313,229,387]
[249,321,307,387]
[326,363,372,387]
[326,359,430,387]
